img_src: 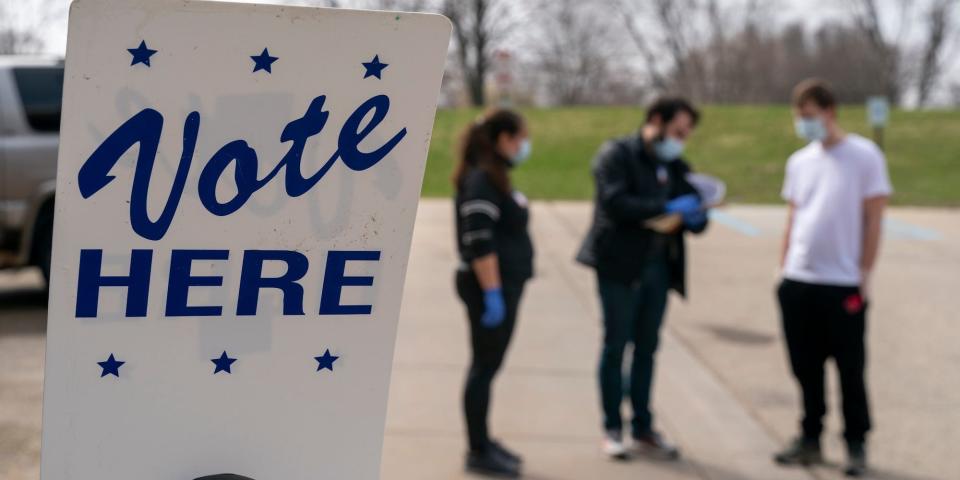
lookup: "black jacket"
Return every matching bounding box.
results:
[455,167,534,282]
[575,135,708,296]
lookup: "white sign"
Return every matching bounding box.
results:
[867,96,889,127]
[41,1,450,479]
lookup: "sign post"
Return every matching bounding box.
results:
[866,95,889,150]
[40,1,450,478]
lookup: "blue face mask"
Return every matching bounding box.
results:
[654,137,684,162]
[511,138,532,167]
[795,117,827,142]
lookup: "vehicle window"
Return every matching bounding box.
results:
[12,66,64,133]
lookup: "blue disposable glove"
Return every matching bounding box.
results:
[665,194,701,216]
[481,288,506,328]
[683,209,708,230]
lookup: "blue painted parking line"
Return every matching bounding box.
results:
[709,210,762,237]
[884,217,941,241]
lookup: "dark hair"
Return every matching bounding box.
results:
[452,109,525,194]
[792,78,837,109]
[645,97,700,127]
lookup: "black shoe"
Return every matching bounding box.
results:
[774,437,823,466]
[466,450,521,478]
[844,442,867,477]
[632,431,681,461]
[194,476,255,480]
[488,439,523,465]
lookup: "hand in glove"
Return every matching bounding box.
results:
[683,209,708,231]
[665,194,701,217]
[481,288,506,328]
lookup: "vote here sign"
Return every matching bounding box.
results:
[40,1,450,478]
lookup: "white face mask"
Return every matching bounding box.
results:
[511,138,532,167]
[654,136,685,162]
[795,117,827,143]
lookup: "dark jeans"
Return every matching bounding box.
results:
[456,270,526,453]
[778,279,871,445]
[597,259,669,436]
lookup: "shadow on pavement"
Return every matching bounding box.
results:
[0,287,48,336]
[691,459,800,480]
[700,323,776,346]
[863,468,943,480]
[519,456,693,480]
[804,460,944,480]
[816,464,944,480]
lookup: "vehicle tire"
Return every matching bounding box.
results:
[34,206,54,286]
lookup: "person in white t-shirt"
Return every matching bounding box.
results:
[773,79,892,478]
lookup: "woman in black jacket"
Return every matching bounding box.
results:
[453,109,534,478]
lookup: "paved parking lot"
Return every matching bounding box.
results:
[1,201,958,480]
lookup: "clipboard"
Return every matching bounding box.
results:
[645,173,726,233]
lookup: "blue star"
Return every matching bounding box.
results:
[211,351,237,374]
[251,48,279,74]
[362,55,389,79]
[127,40,158,67]
[314,349,339,372]
[97,354,125,378]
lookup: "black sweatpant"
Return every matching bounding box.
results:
[456,270,526,453]
[778,279,871,445]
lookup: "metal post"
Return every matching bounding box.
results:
[867,96,889,151]
[873,126,884,151]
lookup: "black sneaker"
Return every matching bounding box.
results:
[194,476,255,480]
[632,431,681,461]
[774,437,823,466]
[488,439,523,465]
[844,442,867,477]
[466,450,521,478]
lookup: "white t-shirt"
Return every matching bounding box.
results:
[782,134,893,286]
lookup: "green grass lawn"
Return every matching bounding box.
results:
[422,105,960,206]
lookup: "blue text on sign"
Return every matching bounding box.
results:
[77,94,406,241]
[75,249,381,318]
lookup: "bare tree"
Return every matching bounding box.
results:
[628,0,709,98]
[849,0,912,103]
[0,29,43,55]
[618,0,780,102]
[443,0,513,106]
[304,0,430,10]
[0,0,60,54]
[531,0,621,105]
[618,2,668,91]
[659,0,704,96]
[916,0,956,106]
[951,82,960,106]
[701,0,777,102]
[359,0,432,11]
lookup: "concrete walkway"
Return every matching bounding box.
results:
[381,200,816,480]
[1,200,957,480]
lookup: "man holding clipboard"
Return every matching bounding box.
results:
[576,98,718,460]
